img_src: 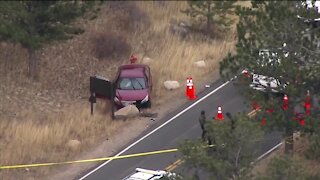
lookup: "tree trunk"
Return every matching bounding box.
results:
[27,48,38,80]
[284,126,294,155]
[206,2,212,34]
[283,105,294,155]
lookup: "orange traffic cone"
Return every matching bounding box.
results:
[189,84,197,100]
[261,118,267,126]
[282,94,289,110]
[186,77,191,97]
[215,106,224,120]
[304,91,311,116]
[186,77,197,100]
[252,101,260,110]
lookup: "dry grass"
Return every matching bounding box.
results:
[0,101,132,179]
[0,1,239,179]
[252,135,320,178]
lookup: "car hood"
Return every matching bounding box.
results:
[116,89,149,101]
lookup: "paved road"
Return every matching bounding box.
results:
[78,79,282,180]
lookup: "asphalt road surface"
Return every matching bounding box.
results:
[78,79,282,180]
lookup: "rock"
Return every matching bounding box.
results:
[66,139,81,151]
[194,60,206,68]
[114,105,140,118]
[142,57,153,64]
[163,81,180,90]
[169,24,189,39]
[179,21,191,28]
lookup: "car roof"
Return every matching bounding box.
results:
[122,168,167,180]
[120,68,145,78]
[119,64,148,78]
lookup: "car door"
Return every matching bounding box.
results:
[90,75,114,99]
[145,66,152,91]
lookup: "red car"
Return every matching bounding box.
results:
[114,64,152,109]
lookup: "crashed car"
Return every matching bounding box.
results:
[241,70,288,93]
[114,64,152,109]
[122,168,180,180]
[297,0,320,27]
[257,48,289,67]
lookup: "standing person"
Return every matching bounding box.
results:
[199,110,213,146]
[199,110,206,141]
[130,54,137,64]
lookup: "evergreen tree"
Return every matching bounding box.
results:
[181,1,237,35]
[0,1,97,80]
[179,114,264,180]
[219,1,320,154]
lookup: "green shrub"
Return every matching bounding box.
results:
[305,133,320,161]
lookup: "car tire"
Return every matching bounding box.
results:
[145,100,152,108]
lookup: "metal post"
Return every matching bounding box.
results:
[89,92,96,116]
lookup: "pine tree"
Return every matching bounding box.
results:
[181,1,236,35]
[0,1,97,80]
[219,1,320,154]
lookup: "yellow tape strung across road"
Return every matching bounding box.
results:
[0,109,280,170]
[0,144,216,170]
[0,148,178,170]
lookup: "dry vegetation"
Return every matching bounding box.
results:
[252,136,320,178]
[0,1,238,179]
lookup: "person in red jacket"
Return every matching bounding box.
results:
[130,54,138,64]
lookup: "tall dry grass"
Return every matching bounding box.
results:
[0,1,239,179]
[133,1,236,104]
[0,101,132,179]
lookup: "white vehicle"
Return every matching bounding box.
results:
[122,168,179,180]
[297,0,320,27]
[258,48,289,67]
[241,70,288,93]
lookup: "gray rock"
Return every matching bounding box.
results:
[66,139,81,151]
[194,60,206,68]
[114,105,140,118]
[163,81,180,90]
[142,57,153,64]
[169,24,189,39]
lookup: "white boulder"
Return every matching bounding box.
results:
[66,139,81,151]
[164,81,180,90]
[194,60,206,68]
[115,105,140,118]
[142,57,153,64]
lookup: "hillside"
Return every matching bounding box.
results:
[0,1,237,179]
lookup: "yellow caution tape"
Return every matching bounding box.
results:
[0,109,287,170]
[0,144,217,170]
[0,148,178,169]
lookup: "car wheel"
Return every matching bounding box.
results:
[145,100,152,108]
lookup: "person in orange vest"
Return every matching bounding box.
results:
[304,90,311,116]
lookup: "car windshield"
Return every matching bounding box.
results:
[118,77,146,90]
